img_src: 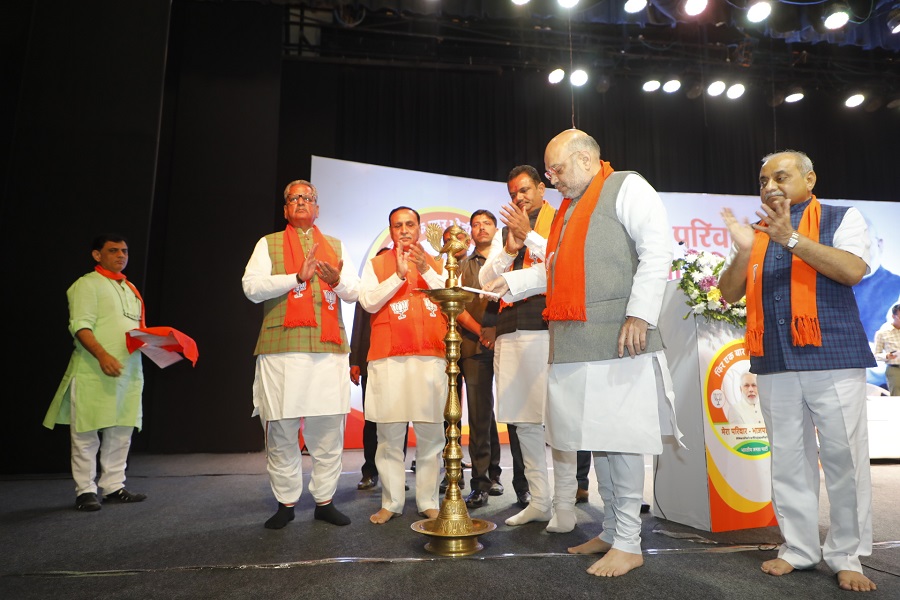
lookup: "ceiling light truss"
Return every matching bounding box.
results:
[282,7,900,107]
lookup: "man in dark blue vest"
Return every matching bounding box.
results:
[719,150,877,592]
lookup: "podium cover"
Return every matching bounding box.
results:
[655,280,776,532]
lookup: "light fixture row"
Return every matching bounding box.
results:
[550,70,895,109]
[512,0,900,34]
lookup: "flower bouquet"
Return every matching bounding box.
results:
[671,249,747,329]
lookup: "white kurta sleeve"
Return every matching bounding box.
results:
[616,174,674,328]
[333,241,360,303]
[241,237,298,304]
[523,230,547,261]
[501,262,547,303]
[479,230,516,287]
[833,206,872,273]
[358,259,404,314]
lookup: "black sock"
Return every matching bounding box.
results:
[314,502,351,526]
[264,503,295,529]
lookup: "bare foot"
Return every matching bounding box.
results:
[586,548,643,577]
[369,508,400,524]
[836,570,877,592]
[418,508,439,519]
[568,538,612,555]
[761,558,795,577]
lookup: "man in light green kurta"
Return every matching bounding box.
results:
[45,234,147,511]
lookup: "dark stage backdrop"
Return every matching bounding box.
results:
[3,0,897,474]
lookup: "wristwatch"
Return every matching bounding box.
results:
[785,231,800,251]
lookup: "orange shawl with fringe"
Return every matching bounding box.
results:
[745,195,822,356]
[368,250,446,360]
[542,162,615,321]
[283,225,341,344]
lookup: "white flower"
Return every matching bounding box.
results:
[692,303,706,314]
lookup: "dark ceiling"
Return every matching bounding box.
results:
[274,0,900,104]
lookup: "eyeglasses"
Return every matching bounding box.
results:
[286,194,317,205]
[545,151,582,181]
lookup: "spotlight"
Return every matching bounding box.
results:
[548,68,565,84]
[785,86,804,103]
[886,94,900,110]
[683,0,708,17]
[685,80,704,99]
[558,0,580,8]
[888,8,900,34]
[767,89,785,107]
[726,83,746,99]
[823,2,850,30]
[864,95,884,112]
[570,69,589,87]
[624,0,648,13]
[707,80,726,97]
[844,93,865,108]
[747,0,772,23]
[594,74,612,94]
[662,78,682,93]
[643,79,661,92]
[511,0,531,5]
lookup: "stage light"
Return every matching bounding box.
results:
[643,79,661,92]
[726,83,746,99]
[685,80,704,99]
[594,74,612,94]
[570,69,589,86]
[747,0,771,23]
[785,86,805,103]
[767,89,785,107]
[707,80,726,97]
[864,95,884,112]
[558,0,580,8]
[844,93,865,108]
[512,0,531,5]
[888,8,900,34]
[548,68,565,84]
[684,0,708,17]
[886,94,900,110]
[624,0,648,13]
[662,78,682,93]
[823,2,850,30]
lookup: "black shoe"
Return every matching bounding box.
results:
[575,488,589,504]
[489,479,504,496]
[357,475,378,490]
[641,502,651,514]
[465,489,489,509]
[75,492,101,511]
[461,460,472,469]
[516,490,531,508]
[104,488,147,503]
[410,460,416,472]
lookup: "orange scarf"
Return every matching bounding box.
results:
[282,225,342,344]
[745,195,822,356]
[542,161,615,321]
[94,265,146,327]
[499,201,555,311]
[371,250,446,357]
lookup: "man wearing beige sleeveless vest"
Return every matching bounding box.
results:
[242,180,360,529]
[485,130,681,578]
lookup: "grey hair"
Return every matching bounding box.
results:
[762,150,813,176]
[283,179,318,200]
[566,133,602,159]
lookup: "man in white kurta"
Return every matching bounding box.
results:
[486,130,680,578]
[478,165,556,526]
[358,207,448,524]
[242,180,360,529]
